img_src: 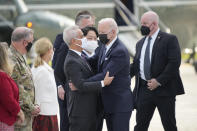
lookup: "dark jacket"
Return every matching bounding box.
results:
[87,38,134,113]
[64,50,102,117]
[130,31,185,101]
[52,33,69,90]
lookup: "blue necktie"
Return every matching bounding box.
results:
[144,37,152,80]
[101,47,106,63]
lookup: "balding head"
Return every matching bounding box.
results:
[141,11,159,25]
[11,27,34,55]
[98,18,118,45]
[11,27,34,42]
[98,18,119,34]
[140,11,159,36]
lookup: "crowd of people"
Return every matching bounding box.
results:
[0,10,184,131]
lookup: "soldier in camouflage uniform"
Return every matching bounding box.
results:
[8,27,40,131]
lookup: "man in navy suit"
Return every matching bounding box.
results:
[130,11,185,131]
[86,18,134,131]
[52,10,95,131]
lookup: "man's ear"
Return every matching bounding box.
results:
[71,38,75,44]
[22,40,27,47]
[110,29,116,38]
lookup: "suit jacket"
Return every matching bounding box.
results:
[130,31,185,101]
[87,38,134,113]
[64,50,102,117]
[52,33,69,90]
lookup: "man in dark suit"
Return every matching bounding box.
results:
[63,25,114,131]
[52,10,95,131]
[52,33,69,131]
[130,11,185,131]
[85,18,134,131]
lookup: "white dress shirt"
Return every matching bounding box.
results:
[105,36,117,54]
[70,49,81,56]
[32,62,59,115]
[140,28,160,80]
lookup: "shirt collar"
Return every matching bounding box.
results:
[70,49,81,57]
[150,28,160,40]
[43,61,53,71]
[82,50,92,57]
[105,36,117,52]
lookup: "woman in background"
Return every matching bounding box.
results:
[32,38,59,131]
[0,43,24,131]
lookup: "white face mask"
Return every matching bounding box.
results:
[82,38,98,53]
[74,37,86,48]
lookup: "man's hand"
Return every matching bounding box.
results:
[147,78,160,91]
[58,86,65,100]
[104,71,114,86]
[69,82,78,91]
[31,105,40,116]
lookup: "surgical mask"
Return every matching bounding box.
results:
[82,40,98,53]
[140,25,150,36]
[99,34,110,45]
[73,37,84,47]
[25,42,33,52]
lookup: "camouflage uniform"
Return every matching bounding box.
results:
[9,45,35,131]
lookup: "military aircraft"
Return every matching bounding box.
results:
[1,0,197,57]
[0,0,75,46]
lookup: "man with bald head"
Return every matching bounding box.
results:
[130,11,184,131]
[86,18,134,131]
[9,27,40,131]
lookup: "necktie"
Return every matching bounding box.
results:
[81,53,92,71]
[144,37,152,80]
[81,52,87,59]
[101,47,106,64]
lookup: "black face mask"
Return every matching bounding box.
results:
[99,34,110,45]
[140,26,150,36]
[25,42,33,52]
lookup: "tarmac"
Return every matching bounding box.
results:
[102,63,197,131]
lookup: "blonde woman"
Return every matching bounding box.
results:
[31,38,59,131]
[0,43,24,131]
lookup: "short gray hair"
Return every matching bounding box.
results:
[75,15,91,25]
[63,25,79,45]
[11,27,34,42]
[98,18,119,34]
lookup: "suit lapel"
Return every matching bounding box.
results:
[136,37,146,60]
[151,31,162,65]
[69,50,93,74]
[100,39,119,65]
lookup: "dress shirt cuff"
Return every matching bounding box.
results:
[101,81,105,87]
[57,85,63,89]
